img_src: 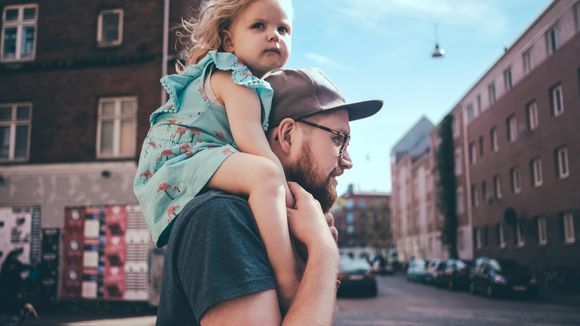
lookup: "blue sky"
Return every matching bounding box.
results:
[284,0,553,195]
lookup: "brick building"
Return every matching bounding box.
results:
[0,0,201,303]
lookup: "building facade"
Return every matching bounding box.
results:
[0,0,200,303]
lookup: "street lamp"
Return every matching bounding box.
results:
[432,24,445,58]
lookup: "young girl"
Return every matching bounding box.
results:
[134,0,299,311]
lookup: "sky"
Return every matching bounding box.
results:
[284,0,553,195]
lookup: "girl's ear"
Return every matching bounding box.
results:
[222,30,234,52]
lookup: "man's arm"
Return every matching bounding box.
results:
[200,182,339,326]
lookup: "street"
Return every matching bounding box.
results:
[335,275,580,326]
[25,274,580,326]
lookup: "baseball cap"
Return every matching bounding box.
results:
[265,68,383,128]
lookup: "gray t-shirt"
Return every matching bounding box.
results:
[156,190,277,325]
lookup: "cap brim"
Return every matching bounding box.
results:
[299,99,383,122]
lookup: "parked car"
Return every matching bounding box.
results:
[424,259,446,285]
[369,254,395,275]
[436,259,471,290]
[406,258,428,283]
[469,257,538,298]
[338,255,378,297]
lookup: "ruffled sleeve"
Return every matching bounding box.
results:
[208,51,274,130]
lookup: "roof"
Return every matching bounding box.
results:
[391,116,434,163]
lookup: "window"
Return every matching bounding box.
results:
[471,184,479,208]
[97,97,137,158]
[456,187,464,214]
[483,226,490,247]
[497,223,506,248]
[346,212,354,223]
[97,9,124,46]
[531,158,543,187]
[563,212,575,243]
[545,24,559,55]
[511,167,521,194]
[0,103,31,161]
[488,82,496,105]
[503,67,513,91]
[475,228,482,249]
[478,136,484,158]
[556,146,569,179]
[481,180,487,204]
[494,174,503,200]
[516,221,525,247]
[454,148,462,175]
[490,127,499,152]
[550,84,564,116]
[477,94,482,113]
[1,4,37,61]
[522,48,533,75]
[537,217,547,246]
[466,104,475,123]
[527,101,539,130]
[452,116,459,138]
[469,142,477,164]
[358,199,366,208]
[347,225,354,234]
[575,2,580,32]
[507,115,517,142]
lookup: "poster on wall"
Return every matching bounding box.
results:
[0,206,41,267]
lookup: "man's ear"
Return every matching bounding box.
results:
[277,119,295,155]
[222,30,234,52]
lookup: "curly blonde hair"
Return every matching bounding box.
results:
[179,0,292,70]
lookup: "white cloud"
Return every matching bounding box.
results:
[303,52,354,72]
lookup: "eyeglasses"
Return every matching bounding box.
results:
[297,119,350,157]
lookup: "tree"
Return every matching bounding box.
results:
[363,201,393,257]
[436,114,459,259]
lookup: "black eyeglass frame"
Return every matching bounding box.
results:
[297,119,350,157]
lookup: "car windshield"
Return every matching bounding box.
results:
[340,256,370,272]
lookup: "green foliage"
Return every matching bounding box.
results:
[436,114,459,259]
[363,201,393,253]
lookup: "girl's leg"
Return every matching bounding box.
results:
[208,152,299,311]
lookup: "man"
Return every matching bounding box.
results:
[156,68,383,325]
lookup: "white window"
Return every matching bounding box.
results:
[469,142,477,165]
[563,212,575,244]
[475,228,482,249]
[545,24,559,55]
[522,48,533,75]
[347,224,354,234]
[537,217,547,246]
[556,147,569,179]
[507,115,518,142]
[531,158,543,187]
[516,221,525,247]
[527,101,539,130]
[97,9,124,46]
[0,103,31,161]
[456,187,464,214]
[477,94,482,113]
[551,84,564,117]
[503,67,513,91]
[497,223,506,248]
[488,82,496,105]
[454,148,462,175]
[97,97,137,158]
[1,4,37,61]
[511,167,521,194]
[466,104,475,123]
[490,127,499,152]
[494,174,502,200]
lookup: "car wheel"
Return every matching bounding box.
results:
[469,282,476,295]
[486,284,494,298]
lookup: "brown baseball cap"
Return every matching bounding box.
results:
[265,68,383,128]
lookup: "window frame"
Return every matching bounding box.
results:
[556,146,570,179]
[511,167,521,194]
[96,96,137,159]
[531,157,543,187]
[503,67,513,91]
[469,142,477,165]
[507,115,518,142]
[456,187,464,214]
[516,221,525,247]
[454,148,462,176]
[545,24,559,55]
[563,212,575,244]
[574,2,580,32]
[1,4,38,62]
[490,127,499,152]
[537,217,547,246]
[526,101,539,131]
[494,174,503,200]
[97,9,124,47]
[471,184,479,208]
[497,223,506,248]
[488,82,496,105]
[0,102,32,161]
[550,84,564,117]
[522,47,533,75]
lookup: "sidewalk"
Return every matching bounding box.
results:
[539,290,580,308]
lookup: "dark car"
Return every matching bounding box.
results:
[369,254,395,275]
[425,259,446,285]
[436,259,471,290]
[337,256,378,297]
[469,257,538,298]
[406,258,428,283]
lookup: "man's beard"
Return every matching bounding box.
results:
[286,143,338,212]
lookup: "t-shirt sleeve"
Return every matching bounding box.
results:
[173,194,277,322]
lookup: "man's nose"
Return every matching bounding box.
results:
[340,149,353,169]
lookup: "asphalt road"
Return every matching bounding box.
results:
[334,274,580,325]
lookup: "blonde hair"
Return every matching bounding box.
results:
[179,0,255,70]
[178,0,292,71]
